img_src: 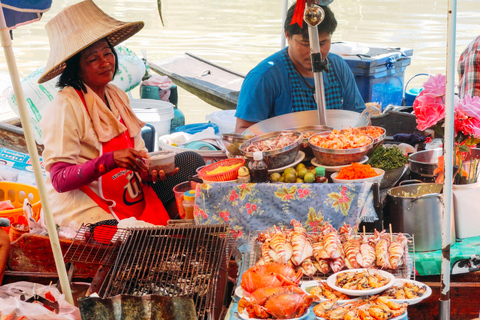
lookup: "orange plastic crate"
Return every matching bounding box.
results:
[0,182,42,233]
[198,158,246,182]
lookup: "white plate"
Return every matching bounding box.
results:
[311,156,368,171]
[300,280,360,304]
[238,309,310,320]
[316,310,407,320]
[235,286,246,299]
[382,279,432,305]
[326,268,395,296]
[268,151,306,173]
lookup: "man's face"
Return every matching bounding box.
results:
[286,31,332,76]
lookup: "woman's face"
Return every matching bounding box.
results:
[78,39,115,91]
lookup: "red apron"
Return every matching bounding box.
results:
[75,89,169,225]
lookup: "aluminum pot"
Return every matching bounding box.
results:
[386,180,455,252]
[242,109,371,135]
[408,148,442,182]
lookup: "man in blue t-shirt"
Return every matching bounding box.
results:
[235,2,365,133]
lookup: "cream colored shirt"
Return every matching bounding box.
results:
[40,85,146,227]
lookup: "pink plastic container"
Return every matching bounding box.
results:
[173,181,194,219]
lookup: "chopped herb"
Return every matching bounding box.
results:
[367,145,409,171]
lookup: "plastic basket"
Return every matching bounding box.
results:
[198,158,245,181]
[0,182,42,233]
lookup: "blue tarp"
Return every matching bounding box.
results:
[1,0,51,31]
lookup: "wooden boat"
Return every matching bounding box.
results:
[148,52,244,110]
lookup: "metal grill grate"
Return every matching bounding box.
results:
[95,222,236,320]
[241,231,415,281]
[63,223,128,266]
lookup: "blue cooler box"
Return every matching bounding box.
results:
[335,45,413,108]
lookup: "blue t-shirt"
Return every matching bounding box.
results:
[235,49,365,122]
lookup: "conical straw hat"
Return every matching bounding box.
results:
[38,0,144,83]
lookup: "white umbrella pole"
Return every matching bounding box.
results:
[0,5,74,305]
[440,0,457,318]
[281,0,288,48]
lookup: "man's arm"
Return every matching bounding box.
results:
[235,118,257,134]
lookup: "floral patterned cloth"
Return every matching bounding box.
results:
[193,182,377,244]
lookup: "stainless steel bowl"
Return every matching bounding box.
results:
[239,130,303,169]
[286,125,333,159]
[221,133,255,157]
[355,126,387,155]
[408,148,442,182]
[380,164,408,189]
[309,132,374,166]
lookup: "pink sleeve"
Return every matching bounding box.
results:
[49,151,117,193]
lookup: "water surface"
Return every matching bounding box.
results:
[1,0,479,123]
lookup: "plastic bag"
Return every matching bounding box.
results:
[0,281,80,320]
[1,45,145,145]
[25,199,47,236]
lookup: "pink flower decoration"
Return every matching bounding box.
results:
[224,217,229,222]
[231,190,237,196]
[309,221,314,226]
[303,189,310,195]
[461,117,480,137]
[299,194,304,198]
[341,190,346,196]
[423,74,447,96]
[247,209,252,214]
[343,196,349,202]
[338,198,344,203]
[219,211,224,218]
[229,195,234,201]
[414,93,446,131]
[234,194,239,199]
[246,203,251,208]
[298,188,304,194]
[251,204,257,211]
[456,95,480,120]
[312,227,318,232]
[225,211,230,217]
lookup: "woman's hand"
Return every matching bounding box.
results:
[113,148,148,172]
[141,167,179,183]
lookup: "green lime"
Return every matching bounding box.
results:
[284,167,297,176]
[285,172,297,183]
[279,176,285,182]
[296,178,304,183]
[297,167,308,179]
[295,163,306,171]
[304,172,315,183]
[270,172,281,182]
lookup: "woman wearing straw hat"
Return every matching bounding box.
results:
[38,0,203,227]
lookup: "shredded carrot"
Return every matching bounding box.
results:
[336,163,379,180]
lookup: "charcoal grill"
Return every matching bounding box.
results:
[66,221,236,320]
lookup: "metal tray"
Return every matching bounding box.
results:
[240,230,415,281]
